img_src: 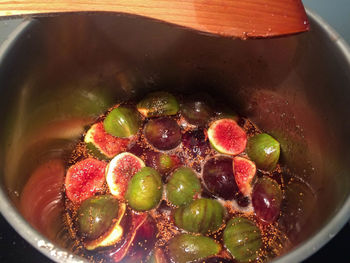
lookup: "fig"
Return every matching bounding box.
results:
[77,195,119,240]
[137,91,179,117]
[182,129,210,158]
[168,234,221,263]
[103,106,141,138]
[246,133,280,171]
[233,157,256,196]
[252,176,282,223]
[125,167,163,211]
[208,118,247,155]
[65,158,106,204]
[109,213,148,262]
[174,198,225,234]
[199,257,232,263]
[148,248,167,263]
[223,217,262,263]
[85,122,130,159]
[203,156,238,200]
[125,216,157,262]
[144,117,181,150]
[181,100,214,126]
[106,152,145,199]
[84,202,126,250]
[145,151,181,175]
[166,167,201,206]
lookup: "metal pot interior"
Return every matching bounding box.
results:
[0,13,349,262]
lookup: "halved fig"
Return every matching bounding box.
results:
[84,202,127,250]
[77,195,119,240]
[103,106,141,138]
[233,157,256,196]
[65,158,107,204]
[85,122,130,159]
[109,213,148,262]
[208,118,247,155]
[106,152,145,199]
[137,91,179,117]
[124,216,157,262]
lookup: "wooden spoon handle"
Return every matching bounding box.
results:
[0,0,309,38]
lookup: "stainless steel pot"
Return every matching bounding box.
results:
[0,10,349,263]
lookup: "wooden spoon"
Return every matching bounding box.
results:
[0,0,309,39]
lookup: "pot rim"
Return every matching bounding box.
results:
[0,9,349,263]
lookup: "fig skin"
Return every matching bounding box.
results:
[77,195,119,240]
[181,100,214,126]
[252,176,283,223]
[125,167,163,211]
[168,234,221,263]
[203,156,239,200]
[144,117,182,151]
[223,217,262,263]
[246,133,280,171]
[166,167,201,206]
[137,91,179,117]
[174,198,225,234]
[145,151,180,175]
[103,106,141,138]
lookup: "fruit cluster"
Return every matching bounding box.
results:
[64,92,284,263]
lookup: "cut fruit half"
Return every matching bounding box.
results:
[233,157,256,196]
[106,152,145,199]
[85,203,127,250]
[85,122,130,160]
[65,158,107,204]
[208,119,247,155]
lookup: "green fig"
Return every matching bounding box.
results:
[246,133,280,171]
[168,234,221,263]
[125,167,163,211]
[77,195,119,240]
[223,217,262,262]
[103,106,141,138]
[166,167,201,206]
[174,198,225,234]
[137,92,179,117]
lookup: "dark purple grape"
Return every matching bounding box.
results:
[182,129,210,159]
[203,156,238,200]
[252,176,283,223]
[144,117,181,151]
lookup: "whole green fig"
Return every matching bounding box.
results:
[166,167,201,206]
[168,234,221,263]
[174,198,225,234]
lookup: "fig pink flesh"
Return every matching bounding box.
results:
[110,154,143,198]
[65,158,106,204]
[212,119,247,155]
[233,157,256,196]
[92,122,130,157]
